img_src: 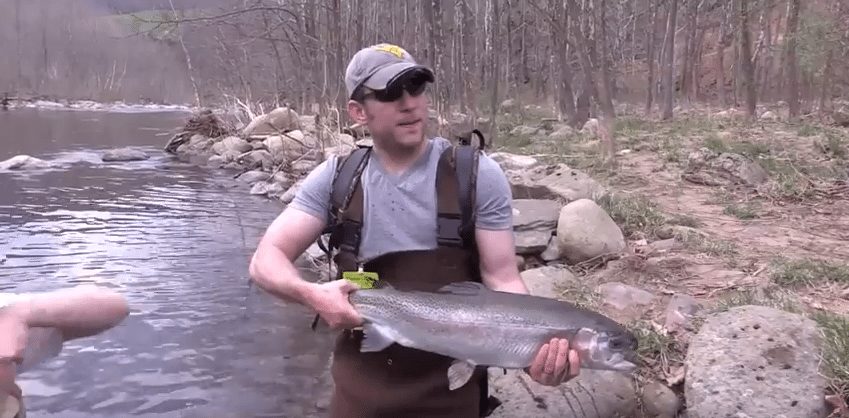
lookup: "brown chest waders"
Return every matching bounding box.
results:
[314,132,501,418]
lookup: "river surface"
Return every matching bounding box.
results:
[0,108,335,417]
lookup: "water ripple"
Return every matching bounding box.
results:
[1,109,333,417]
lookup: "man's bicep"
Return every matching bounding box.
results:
[475,228,527,293]
[474,155,513,230]
[260,157,336,259]
[260,207,326,259]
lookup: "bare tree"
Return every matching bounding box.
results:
[784,0,802,119]
[661,0,678,120]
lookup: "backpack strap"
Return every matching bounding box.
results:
[435,142,480,248]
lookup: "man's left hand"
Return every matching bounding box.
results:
[526,338,580,386]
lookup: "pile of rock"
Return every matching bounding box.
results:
[165,106,358,203]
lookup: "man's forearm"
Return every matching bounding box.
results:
[249,243,317,307]
[14,285,129,340]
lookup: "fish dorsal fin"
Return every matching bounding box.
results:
[435,281,487,296]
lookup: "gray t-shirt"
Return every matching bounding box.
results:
[289,137,514,264]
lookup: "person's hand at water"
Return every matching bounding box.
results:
[305,280,363,330]
[0,304,28,401]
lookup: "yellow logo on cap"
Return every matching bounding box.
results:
[373,44,406,58]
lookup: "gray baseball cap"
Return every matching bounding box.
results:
[345,43,434,98]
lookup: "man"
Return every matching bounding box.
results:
[0,285,130,418]
[248,43,581,417]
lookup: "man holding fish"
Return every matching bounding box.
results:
[250,43,637,418]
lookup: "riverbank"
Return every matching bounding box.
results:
[58,104,848,417]
[2,95,193,113]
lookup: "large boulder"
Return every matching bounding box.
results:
[0,155,52,170]
[242,107,300,137]
[489,369,637,418]
[263,130,320,164]
[682,147,769,187]
[489,152,541,172]
[685,305,828,418]
[211,136,252,156]
[101,148,149,162]
[510,164,605,204]
[555,199,626,264]
[519,265,576,299]
[512,199,561,255]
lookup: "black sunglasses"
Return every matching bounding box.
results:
[354,69,431,103]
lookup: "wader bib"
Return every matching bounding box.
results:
[319,134,497,418]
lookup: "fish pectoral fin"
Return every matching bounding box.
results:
[359,323,395,352]
[447,360,476,391]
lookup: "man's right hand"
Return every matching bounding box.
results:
[305,280,363,330]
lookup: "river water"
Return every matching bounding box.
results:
[0,108,334,417]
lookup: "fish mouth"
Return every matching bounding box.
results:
[608,352,640,372]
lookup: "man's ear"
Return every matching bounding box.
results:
[347,100,368,125]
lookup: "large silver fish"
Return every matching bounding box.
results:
[348,281,639,390]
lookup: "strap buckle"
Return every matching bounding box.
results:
[437,214,464,247]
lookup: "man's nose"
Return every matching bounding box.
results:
[397,90,415,110]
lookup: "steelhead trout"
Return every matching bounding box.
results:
[348,281,639,390]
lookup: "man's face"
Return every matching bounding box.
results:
[348,72,431,151]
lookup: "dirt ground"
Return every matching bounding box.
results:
[489,104,849,410]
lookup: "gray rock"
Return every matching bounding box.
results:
[236,170,270,184]
[513,199,561,231]
[212,136,252,155]
[279,180,303,204]
[664,294,702,333]
[489,369,637,418]
[685,305,828,418]
[514,230,553,255]
[549,124,575,140]
[683,147,769,187]
[101,148,149,162]
[580,118,599,137]
[641,381,681,418]
[242,107,300,137]
[597,282,655,312]
[510,164,606,204]
[0,155,52,170]
[520,265,576,299]
[539,237,562,262]
[556,199,626,264]
[249,181,285,197]
[511,199,561,255]
[207,155,226,168]
[510,125,539,137]
[489,152,541,172]
[240,150,275,171]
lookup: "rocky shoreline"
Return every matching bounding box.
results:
[1,95,193,113]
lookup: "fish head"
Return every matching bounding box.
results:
[571,327,639,372]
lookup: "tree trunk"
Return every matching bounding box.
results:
[661,0,678,120]
[488,0,500,145]
[552,0,578,125]
[645,0,659,115]
[784,0,801,119]
[737,0,757,119]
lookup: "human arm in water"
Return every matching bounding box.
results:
[0,285,130,398]
[475,156,581,386]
